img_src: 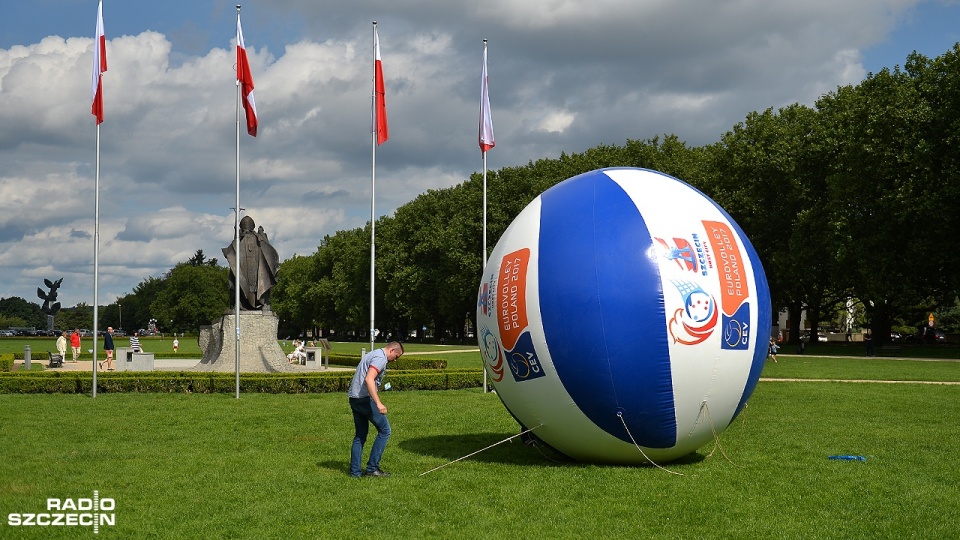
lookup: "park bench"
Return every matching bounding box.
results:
[879,345,902,357]
[48,351,64,368]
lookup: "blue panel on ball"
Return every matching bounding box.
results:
[538,171,677,448]
[733,224,771,420]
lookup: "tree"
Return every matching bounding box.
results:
[817,63,942,343]
[272,254,322,337]
[122,277,165,334]
[187,249,219,267]
[702,104,838,343]
[151,263,229,334]
[0,297,45,328]
[56,304,93,332]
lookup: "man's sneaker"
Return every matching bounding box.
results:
[363,468,391,478]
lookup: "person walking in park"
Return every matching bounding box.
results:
[56,331,68,364]
[347,341,404,478]
[100,327,115,371]
[173,337,179,353]
[70,328,81,362]
[129,331,142,353]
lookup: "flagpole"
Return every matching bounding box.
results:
[369,21,378,353]
[92,124,101,398]
[234,4,243,399]
[90,0,106,399]
[482,39,489,269]
[480,39,491,393]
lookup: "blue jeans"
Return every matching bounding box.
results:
[349,397,391,476]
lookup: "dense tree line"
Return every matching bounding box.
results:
[4,46,959,343]
[273,46,960,344]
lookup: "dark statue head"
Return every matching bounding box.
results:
[239,215,256,232]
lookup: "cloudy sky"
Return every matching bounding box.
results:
[1,0,958,310]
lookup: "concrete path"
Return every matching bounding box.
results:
[18,358,202,372]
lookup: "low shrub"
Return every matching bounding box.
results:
[13,351,53,360]
[327,352,446,370]
[0,369,481,394]
[0,354,13,372]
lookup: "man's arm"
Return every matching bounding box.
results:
[365,366,387,414]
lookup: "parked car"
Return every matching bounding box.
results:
[890,332,902,342]
[799,332,828,342]
[905,328,946,344]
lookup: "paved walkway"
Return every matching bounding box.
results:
[18,358,203,372]
[17,357,356,372]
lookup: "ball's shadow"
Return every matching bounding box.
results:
[400,432,562,466]
[399,432,706,468]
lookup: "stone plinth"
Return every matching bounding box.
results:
[196,311,295,373]
[115,348,155,371]
[304,346,329,370]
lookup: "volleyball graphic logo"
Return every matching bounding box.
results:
[477,168,771,464]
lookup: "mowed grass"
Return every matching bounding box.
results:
[1,362,959,538]
[763,354,960,381]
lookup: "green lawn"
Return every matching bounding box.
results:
[763,354,960,381]
[1,359,959,538]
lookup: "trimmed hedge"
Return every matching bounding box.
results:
[0,369,483,394]
[0,354,14,372]
[12,351,56,360]
[327,352,447,370]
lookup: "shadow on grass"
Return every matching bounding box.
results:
[400,432,707,469]
[316,459,351,475]
[401,432,564,466]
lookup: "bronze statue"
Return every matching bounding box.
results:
[222,216,280,311]
[37,278,63,315]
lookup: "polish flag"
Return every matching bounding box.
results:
[479,44,495,153]
[237,13,258,137]
[90,0,107,125]
[373,27,388,145]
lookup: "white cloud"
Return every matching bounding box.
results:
[0,0,936,308]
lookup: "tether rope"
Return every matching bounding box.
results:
[616,412,684,476]
[419,424,543,476]
[698,401,741,467]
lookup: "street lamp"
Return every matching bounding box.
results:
[118,303,122,332]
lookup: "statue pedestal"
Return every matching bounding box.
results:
[197,311,295,373]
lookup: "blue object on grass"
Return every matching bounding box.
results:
[828,455,866,461]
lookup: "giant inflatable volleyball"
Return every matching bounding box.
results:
[476,167,771,464]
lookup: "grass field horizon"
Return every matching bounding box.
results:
[2,356,958,538]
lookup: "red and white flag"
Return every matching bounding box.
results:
[373,26,388,146]
[479,43,495,154]
[90,0,107,124]
[237,13,258,137]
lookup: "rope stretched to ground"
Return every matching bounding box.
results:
[419,424,543,476]
[698,401,741,467]
[616,412,684,476]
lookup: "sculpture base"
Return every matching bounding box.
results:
[196,311,296,373]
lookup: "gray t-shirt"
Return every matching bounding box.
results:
[348,348,388,398]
